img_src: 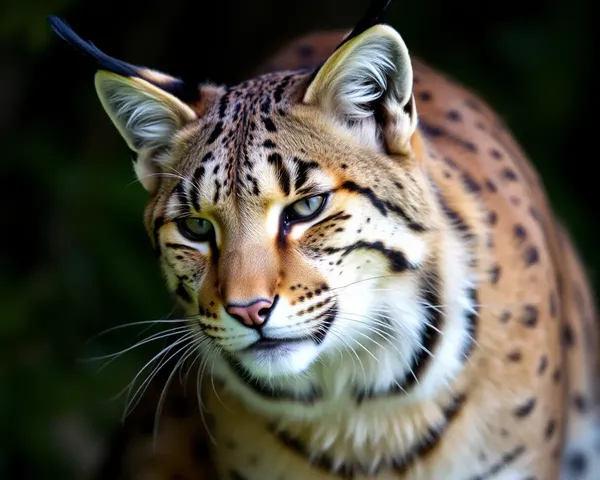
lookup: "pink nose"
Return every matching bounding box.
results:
[226,299,273,327]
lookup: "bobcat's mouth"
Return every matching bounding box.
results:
[242,337,307,352]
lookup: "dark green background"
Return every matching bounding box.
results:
[1,0,597,478]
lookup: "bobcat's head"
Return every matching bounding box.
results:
[51,11,472,412]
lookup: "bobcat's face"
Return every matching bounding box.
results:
[151,75,433,379]
[65,18,449,389]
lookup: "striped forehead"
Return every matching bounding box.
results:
[165,71,332,215]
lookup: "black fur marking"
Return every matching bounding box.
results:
[323,240,412,273]
[393,394,466,474]
[461,171,481,193]
[467,445,526,480]
[293,157,319,191]
[514,397,536,418]
[337,0,397,51]
[434,188,475,241]
[489,265,501,284]
[208,122,224,144]
[562,323,575,347]
[48,17,199,103]
[545,419,556,440]
[357,267,444,402]
[263,117,277,132]
[462,288,479,361]
[573,393,588,413]
[523,245,540,266]
[213,180,222,204]
[537,355,548,375]
[263,139,277,149]
[274,75,292,103]
[514,224,527,242]
[175,282,192,302]
[268,153,291,196]
[419,121,477,153]
[566,451,587,476]
[312,303,338,345]
[340,181,425,232]
[501,168,518,181]
[521,305,539,327]
[312,211,352,229]
[165,243,197,252]
[226,357,320,403]
[274,392,465,477]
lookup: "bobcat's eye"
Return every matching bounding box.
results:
[177,218,214,242]
[287,195,327,222]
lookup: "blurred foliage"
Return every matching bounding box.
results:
[0,0,597,478]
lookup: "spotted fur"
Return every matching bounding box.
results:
[52,7,599,480]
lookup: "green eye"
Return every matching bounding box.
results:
[177,218,214,242]
[288,195,327,221]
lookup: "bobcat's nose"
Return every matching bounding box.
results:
[226,297,275,328]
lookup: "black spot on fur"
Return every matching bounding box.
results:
[514,224,527,241]
[499,310,511,323]
[489,148,503,160]
[419,91,432,101]
[514,397,536,418]
[208,122,224,144]
[446,109,462,121]
[485,180,497,192]
[537,355,548,375]
[545,419,556,441]
[506,349,521,362]
[263,139,276,149]
[419,121,477,152]
[523,245,540,266]
[489,265,501,284]
[562,323,575,347]
[263,117,277,132]
[521,305,539,327]
[466,445,525,480]
[461,171,481,193]
[566,451,587,476]
[501,168,518,181]
[553,368,561,383]
[573,394,588,413]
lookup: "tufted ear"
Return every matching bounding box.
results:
[94,72,197,189]
[303,24,416,156]
[48,17,199,191]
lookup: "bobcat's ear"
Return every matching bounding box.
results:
[49,16,199,191]
[94,72,197,189]
[303,24,416,156]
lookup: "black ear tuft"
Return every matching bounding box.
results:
[48,16,200,104]
[336,0,396,50]
[48,16,141,78]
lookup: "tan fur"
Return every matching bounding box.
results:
[93,29,599,480]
